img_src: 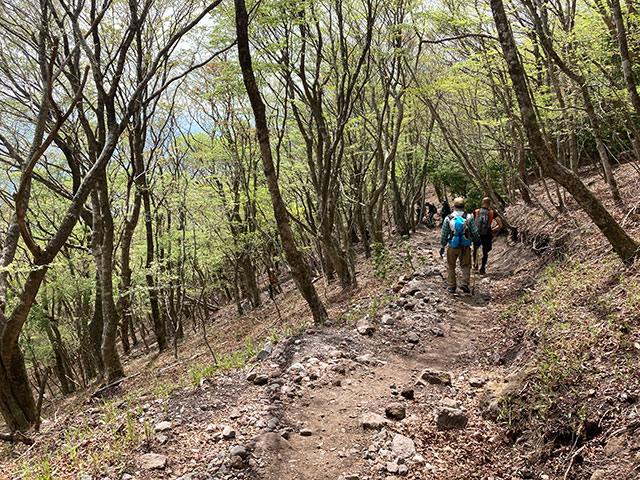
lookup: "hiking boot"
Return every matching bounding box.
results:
[447,287,456,294]
[479,268,486,275]
[460,285,470,294]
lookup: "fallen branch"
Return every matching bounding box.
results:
[91,371,142,398]
[0,431,35,445]
[562,444,586,480]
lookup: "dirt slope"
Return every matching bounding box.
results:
[240,232,537,480]
[2,229,540,480]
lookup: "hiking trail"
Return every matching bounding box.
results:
[132,229,537,480]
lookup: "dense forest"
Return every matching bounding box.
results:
[0,0,639,459]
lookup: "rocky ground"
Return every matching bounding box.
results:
[101,231,541,480]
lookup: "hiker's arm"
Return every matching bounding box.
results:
[469,218,481,245]
[440,221,450,247]
[492,215,504,233]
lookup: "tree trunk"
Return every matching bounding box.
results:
[235,0,328,325]
[611,0,640,117]
[95,176,124,384]
[0,347,37,432]
[117,179,141,355]
[491,0,639,263]
[135,157,166,352]
[390,156,410,237]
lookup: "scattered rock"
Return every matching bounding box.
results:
[355,354,376,365]
[361,412,389,430]
[405,280,422,295]
[229,455,245,469]
[441,397,458,408]
[398,464,409,475]
[387,461,399,473]
[300,428,312,436]
[246,372,257,383]
[430,327,444,337]
[406,333,420,344]
[385,402,406,420]
[253,374,269,385]
[401,387,414,400]
[154,421,172,432]
[288,363,306,375]
[392,434,416,458]
[480,368,534,419]
[222,426,236,439]
[256,343,273,361]
[604,434,627,456]
[230,445,248,458]
[420,369,451,386]
[412,454,426,464]
[174,475,194,480]
[434,407,468,430]
[138,453,168,470]
[469,377,486,388]
[381,314,395,326]
[250,432,293,456]
[357,319,375,336]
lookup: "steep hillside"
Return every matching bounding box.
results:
[3,165,640,480]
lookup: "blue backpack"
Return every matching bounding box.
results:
[448,213,471,248]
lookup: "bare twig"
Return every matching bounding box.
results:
[563,444,585,480]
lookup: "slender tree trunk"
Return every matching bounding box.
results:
[235,0,328,325]
[491,0,639,262]
[117,181,141,356]
[611,0,640,117]
[135,158,166,351]
[390,156,410,237]
[95,175,124,383]
[89,196,105,376]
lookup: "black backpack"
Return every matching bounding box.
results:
[475,207,492,235]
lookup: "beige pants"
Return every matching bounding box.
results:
[446,246,471,288]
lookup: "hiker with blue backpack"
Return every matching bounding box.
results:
[473,197,504,275]
[439,197,481,294]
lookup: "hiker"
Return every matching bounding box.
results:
[268,267,282,299]
[415,202,423,225]
[473,197,504,275]
[440,200,451,223]
[428,202,437,227]
[439,197,481,294]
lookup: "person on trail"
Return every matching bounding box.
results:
[440,200,451,223]
[268,267,282,299]
[439,197,481,294]
[473,197,504,275]
[427,202,437,227]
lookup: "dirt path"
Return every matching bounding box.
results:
[253,231,536,479]
[49,229,534,480]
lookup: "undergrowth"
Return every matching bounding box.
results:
[503,251,640,443]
